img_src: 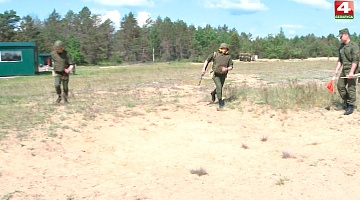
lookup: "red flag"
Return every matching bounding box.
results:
[326,77,335,93]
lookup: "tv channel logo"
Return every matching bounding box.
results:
[334,0,354,19]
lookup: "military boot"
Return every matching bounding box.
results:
[335,101,348,110]
[344,105,354,115]
[211,91,216,103]
[55,96,62,103]
[63,92,69,104]
[217,99,225,111]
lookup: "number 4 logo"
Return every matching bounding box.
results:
[335,0,354,19]
[338,1,352,13]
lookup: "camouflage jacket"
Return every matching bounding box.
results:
[338,40,359,70]
[51,50,74,72]
[206,51,233,74]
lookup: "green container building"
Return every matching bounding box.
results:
[0,42,39,76]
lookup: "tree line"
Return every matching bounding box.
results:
[1,7,359,65]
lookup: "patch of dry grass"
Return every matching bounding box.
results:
[241,143,249,149]
[190,167,208,176]
[0,60,345,138]
[225,78,342,110]
[276,177,290,185]
[282,151,296,159]
[0,63,193,137]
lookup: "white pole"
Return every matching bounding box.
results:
[153,48,155,62]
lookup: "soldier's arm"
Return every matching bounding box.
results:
[348,61,357,78]
[51,52,55,67]
[227,57,234,71]
[351,43,359,64]
[202,60,209,75]
[334,62,342,76]
[64,53,75,68]
[335,48,342,76]
[349,44,359,75]
[64,53,75,74]
[201,53,214,75]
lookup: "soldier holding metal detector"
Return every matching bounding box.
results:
[201,43,233,111]
[334,28,360,115]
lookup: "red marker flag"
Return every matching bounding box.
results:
[326,76,336,93]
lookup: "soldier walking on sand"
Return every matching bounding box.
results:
[201,43,234,111]
[334,28,359,115]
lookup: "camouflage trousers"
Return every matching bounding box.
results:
[337,69,357,106]
[212,73,227,101]
[54,72,69,97]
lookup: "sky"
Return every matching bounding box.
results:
[0,0,359,38]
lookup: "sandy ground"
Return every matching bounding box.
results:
[1,72,360,200]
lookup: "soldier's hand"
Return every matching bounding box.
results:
[221,66,228,73]
[64,65,74,74]
[348,72,354,79]
[201,70,206,76]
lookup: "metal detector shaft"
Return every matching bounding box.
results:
[340,73,360,78]
[198,75,203,86]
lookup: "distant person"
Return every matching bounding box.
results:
[51,40,75,104]
[201,43,234,111]
[334,28,359,115]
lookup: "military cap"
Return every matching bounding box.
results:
[53,40,65,49]
[219,43,229,49]
[338,28,349,37]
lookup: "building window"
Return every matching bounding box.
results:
[0,51,22,62]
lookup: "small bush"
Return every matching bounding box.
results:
[276,177,290,185]
[282,151,296,159]
[109,54,123,64]
[261,136,268,142]
[190,167,208,176]
[241,143,249,149]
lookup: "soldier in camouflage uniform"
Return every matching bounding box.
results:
[334,28,359,115]
[51,40,74,104]
[201,43,234,110]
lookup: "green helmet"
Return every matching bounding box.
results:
[54,40,65,49]
[219,43,229,49]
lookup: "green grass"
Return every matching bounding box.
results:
[276,177,290,185]
[0,131,9,140]
[1,190,21,200]
[236,60,332,82]
[0,60,348,137]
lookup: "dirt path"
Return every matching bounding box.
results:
[1,80,360,200]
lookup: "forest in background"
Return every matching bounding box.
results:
[1,7,358,65]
